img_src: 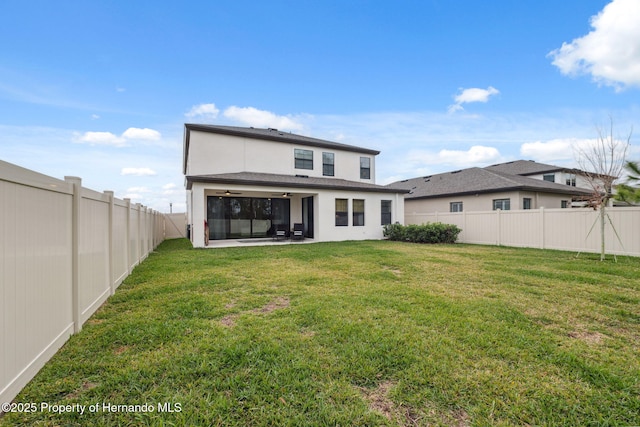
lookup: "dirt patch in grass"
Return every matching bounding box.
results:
[568,330,605,345]
[253,296,290,314]
[382,266,402,276]
[358,380,432,426]
[220,314,237,327]
[114,345,130,355]
[64,381,98,400]
[358,380,398,421]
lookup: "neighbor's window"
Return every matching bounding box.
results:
[523,198,532,210]
[543,173,555,182]
[353,199,365,226]
[360,157,371,179]
[335,198,348,226]
[381,200,392,225]
[566,174,576,186]
[561,200,569,208]
[493,198,510,210]
[323,152,335,176]
[295,148,313,170]
[450,201,463,212]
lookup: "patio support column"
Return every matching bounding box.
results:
[191,184,206,247]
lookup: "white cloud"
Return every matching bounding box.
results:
[520,138,588,162]
[437,145,502,167]
[405,145,502,171]
[223,106,304,131]
[448,86,500,113]
[121,127,161,141]
[91,114,100,120]
[185,103,220,122]
[549,0,640,90]
[76,131,126,147]
[121,167,157,176]
[162,183,177,190]
[75,127,162,147]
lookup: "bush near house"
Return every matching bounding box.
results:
[383,222,461,244]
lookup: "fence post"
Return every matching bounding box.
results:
[64,176,82,334]
[496,208,501,246]
[136,203,142,264]
[124,198,131,275]
[540,207,545,250]
[105,191,115,296]
[462,210,467,243]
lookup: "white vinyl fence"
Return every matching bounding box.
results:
[0,160,183,408]
[406,206,640,257]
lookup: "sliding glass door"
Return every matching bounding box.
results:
[207,196,290,240]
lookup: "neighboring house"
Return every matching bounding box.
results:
[484,160,596,191]
[392,166,593,214]
[184,124,408,247]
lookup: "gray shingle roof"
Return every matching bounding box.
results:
[391,167,592,199]
[484,160,577,176]
[187,172,410,194]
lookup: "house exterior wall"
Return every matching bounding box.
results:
[186,130,376,184]
[405,191,574,214]
[187,181,404,247]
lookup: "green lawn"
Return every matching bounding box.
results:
[2,239,639,426]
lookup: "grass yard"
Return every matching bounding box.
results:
[2,239,639,426]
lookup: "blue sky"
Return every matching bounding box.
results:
[1,0,639,212]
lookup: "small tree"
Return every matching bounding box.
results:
[615,161,640,204]
[574,117,632,261]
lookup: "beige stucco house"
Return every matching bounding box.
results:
[184,124,408,247]
[393,165,593,214]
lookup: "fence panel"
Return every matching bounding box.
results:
[0,159,171,410]
[406,206,640,257]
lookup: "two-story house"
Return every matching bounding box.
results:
[183,124,408,247]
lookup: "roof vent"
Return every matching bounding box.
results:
[451,170,462,174]
[268,128,278,132]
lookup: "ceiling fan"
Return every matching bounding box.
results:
[215,190,242,196]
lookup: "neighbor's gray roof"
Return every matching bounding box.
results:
[187,171,410,194]
[484,160,580,176]
[184,124,380,174]
[391,167,593,200]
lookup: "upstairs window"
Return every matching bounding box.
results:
[450,202,463,212]
[353,199,365,226]
[493,198,510,211]
[323,152,335,176]
[295,149,313,170]
[381,200,392,225]
[360,157,371,179]
[566,174,576,186]
[543,173,555,183]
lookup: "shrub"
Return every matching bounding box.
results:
[383,222,461,244]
